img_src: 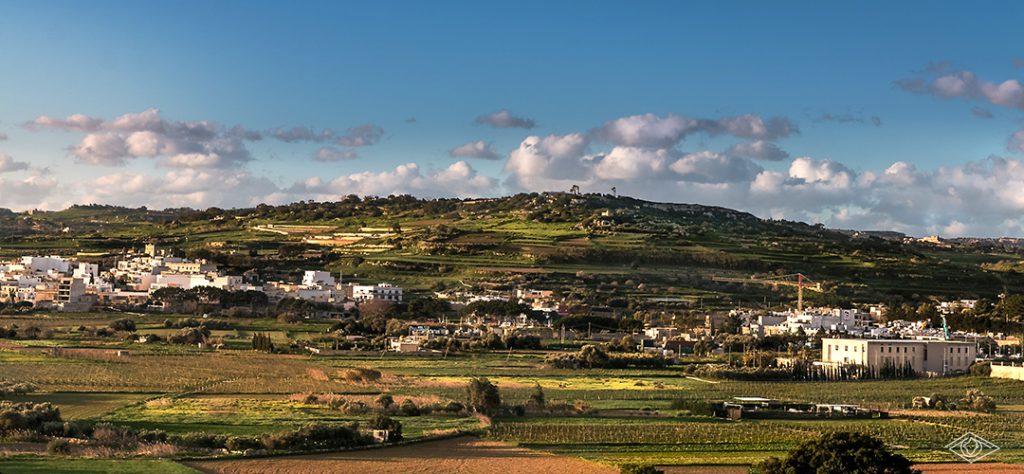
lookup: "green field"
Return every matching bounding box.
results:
[4,326,1024,469]
[0,459,200,474]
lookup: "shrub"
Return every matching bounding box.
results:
[750,432,917,474]
[262,423,365,451]
[669,399,715,416]
[466,378,501,414]
[970,361,992,377]
[0,382,36,398]
[168,327,209,345]
[367,414,402,442]
[171,432,228,450]
[339,367,382,383]
[0,401,61,434]
[399,399,421,416]
[47,438,72,455]
[375,394,395,411]
[620,464,663,474]
[528,383,545,408]
[91,423,142,449]
[961,389,997,413]
[339,400,370,415]
[442,401,465,414]
[225,436,263,452]
[109,319,136,332]
[546,346,667,369]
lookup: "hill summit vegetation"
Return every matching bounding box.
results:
[3,192,1023,307]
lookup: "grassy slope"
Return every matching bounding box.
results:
[3,194,1021,304]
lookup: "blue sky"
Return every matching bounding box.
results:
[2,1,1024,237]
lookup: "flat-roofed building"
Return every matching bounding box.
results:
[352,283,403,302]
[821,337,977,376]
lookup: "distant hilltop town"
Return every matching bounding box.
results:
[0,244,402,313]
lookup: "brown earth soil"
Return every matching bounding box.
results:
[916,463,1024,473]
[186,436,618,474]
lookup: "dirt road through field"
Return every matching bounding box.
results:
[186,436,618,474]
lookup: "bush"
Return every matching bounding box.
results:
[367,414,402,442]
[961,389,997,413]
[47,438,72,455]
[39,421,91,438]
[171,432,228,450]
[169,327,209,345]
[339,367,382,383]
[970,361,992,377]
[109,319,136,332]
[0,401,61,434]
[669,399,715,416]
[750,432,917,474]
[528,383,545,408]
[225,436,263,452]
[546,346,667,369]
[375,394,395,411]
[620,464,663,474]
[441,401,465,414]
[399,399,421,416]
[0,381,36,398]
[262,423,365,451]
[466,378,501,414]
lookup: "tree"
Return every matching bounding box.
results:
[367,413,402,441]
[109,318,136,332]
[578,345,609,368]
[360,299,394,333]
[466,377,501,414]
[375,394,395,411]
[999,294,1024,322]
[529,383,545,408]
[750,432,918,474]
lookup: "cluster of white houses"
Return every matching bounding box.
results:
[0,250,984,376]
[0,247,402,311]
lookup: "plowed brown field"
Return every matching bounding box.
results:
[186,436,618,474]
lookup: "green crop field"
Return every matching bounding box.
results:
[3,194,1024,471]
[2,312,1024,470]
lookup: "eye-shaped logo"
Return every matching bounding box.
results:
[946,432,999,463]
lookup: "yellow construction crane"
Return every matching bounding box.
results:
[711,273,823,312]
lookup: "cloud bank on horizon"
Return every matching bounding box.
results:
[2,101,1024,239]
[2,2,1024,238]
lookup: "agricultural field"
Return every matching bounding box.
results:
[186,436,618,474]
[3,312,1024,473]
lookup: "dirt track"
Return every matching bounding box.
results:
[185,437,1024,474]
[185,436,618,474]
[917,464,1024,473]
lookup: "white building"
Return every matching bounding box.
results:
[821,337,977,376]
[302,270,336,287]
[352,283,403,302]
[21,256,72,274]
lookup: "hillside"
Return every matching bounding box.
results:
[2,193,1023,307]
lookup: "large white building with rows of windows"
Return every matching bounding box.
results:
[821,337,977,376]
